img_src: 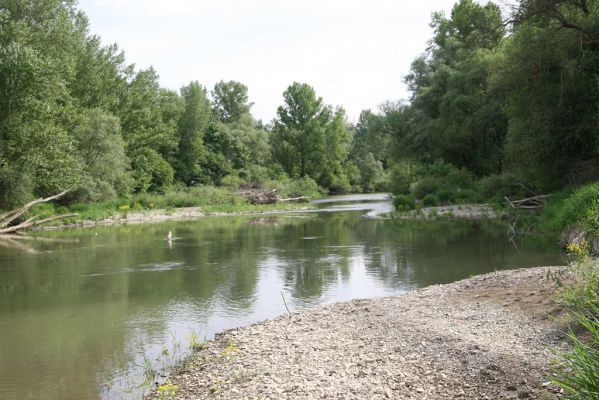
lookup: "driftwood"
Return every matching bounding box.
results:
[239,183,310,205]
[0,190,78,234]
[504,194,552,210]
[240,188,280,204]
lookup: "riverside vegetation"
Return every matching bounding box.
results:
[1,0,599,398]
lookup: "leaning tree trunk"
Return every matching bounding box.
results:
[0,190,78,234]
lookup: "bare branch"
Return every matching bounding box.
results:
[0,213,78,234]
[0,189,71,229]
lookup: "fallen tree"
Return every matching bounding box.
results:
[504,194,552,210]
[0,190,78,234]
[239,185,309,205]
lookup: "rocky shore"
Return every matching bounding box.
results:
[151,266,573,400]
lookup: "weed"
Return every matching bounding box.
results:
[156,382,179,400]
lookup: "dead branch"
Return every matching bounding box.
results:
[0,189,70,229]
[504,194,552,210]
[279,196,309,203]
[240,188,281,204]
[0,213,78,234]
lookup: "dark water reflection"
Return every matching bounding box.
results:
[0,195,562,399]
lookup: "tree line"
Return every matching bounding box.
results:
[0,0,355,210]
[1,0,598,210]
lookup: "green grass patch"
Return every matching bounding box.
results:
[553,261,599,398]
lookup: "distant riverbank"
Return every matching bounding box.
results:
[36,204,312,231]
[149,266,570,400]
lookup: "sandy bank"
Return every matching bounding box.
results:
[151,266,573,400]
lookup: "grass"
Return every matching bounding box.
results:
[553,258,599,398]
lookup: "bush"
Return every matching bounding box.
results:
[390,161,420,195]
[268,176,324,199]
[476,173,528,200]
[0,166,34,210]
[555,182,599,234]
[553,261,599,398]
[455,189,481,204]
[422,194,438,207]
[394,194,416,211]
[411,177,442,199]
[436,189,456,204]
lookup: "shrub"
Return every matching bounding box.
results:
[422,194,438,207]
[0,166,34,210]
[476,173,528,200]
[411,177,442,199]
[436,189,456,204]
[555,182,599,234]
[394,194,416,211]
[553,261,599,398]
[389,161,421,195]
[455,189,481,204]
[268,176,324,199]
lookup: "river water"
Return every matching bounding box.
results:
[0,194,562,399]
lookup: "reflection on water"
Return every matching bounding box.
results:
[0,194,562,399]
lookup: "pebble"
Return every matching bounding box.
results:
[148,267,571,400]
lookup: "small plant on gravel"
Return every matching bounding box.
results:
[222,342,240,356]
[156,382,178,400]
[189,330,206,351]
[565,240,591,262]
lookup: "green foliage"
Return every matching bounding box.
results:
[212,80,252,124]
[411,177,442,200]
[436,189,456,204]
[175,81,211,185]
[394,194,416,211]
[73,109,132,201]
[454,189,480,204]
[131,148,174,193]
[272,83,350,192]
[0,166,33,210]
[553,182,599,234]
[553,261,599,398]
[267,176,324,199]
[389,161,420,195]
[422,194,438,207]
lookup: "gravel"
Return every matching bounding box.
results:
[151,266,573,400]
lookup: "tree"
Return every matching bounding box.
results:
[119,68,179,191]
[73,109,132,201]
[212,80,253,124]
[175,81,211,185]
[272,82,327,178]
[272,82,350,191]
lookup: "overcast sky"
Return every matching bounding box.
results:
[78,0,459,123]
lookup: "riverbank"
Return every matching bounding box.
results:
[34,204,312,231]
[150,266,572,400]
[396,203,498,220]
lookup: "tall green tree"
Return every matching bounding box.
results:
[176,81,211,185]
[212,80,252,124]
[73,109,132,201]
[272,82,350,191]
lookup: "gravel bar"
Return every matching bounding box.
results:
[151,266,573,400]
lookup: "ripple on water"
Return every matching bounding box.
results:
[81,261,192,277]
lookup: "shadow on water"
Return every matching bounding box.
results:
[0,194,563,399]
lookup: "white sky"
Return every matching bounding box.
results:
[78,0,459,123]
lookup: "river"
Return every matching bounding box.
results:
[0,194,562,399]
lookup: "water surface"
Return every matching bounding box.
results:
[0,194,562,399]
